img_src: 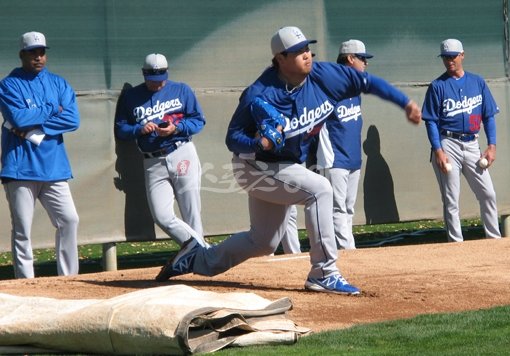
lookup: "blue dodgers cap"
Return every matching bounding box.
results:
[20,31,49,51]
[271,26,317,56]
[142,53,169,81]
[340,39,373,58]
[439,39,464,57]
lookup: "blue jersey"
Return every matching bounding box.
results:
[422,71,498,149]
[0,67,80,181]
[226,61,409,163]
[115,80,205,153]
[316,95,363,170]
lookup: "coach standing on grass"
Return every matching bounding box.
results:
[114,53,208,249]
[422,39,501,242]
[155,26,421,295]
[0,31,80,278]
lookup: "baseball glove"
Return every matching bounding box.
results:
[258,122,285,151]
[250,97,286,151]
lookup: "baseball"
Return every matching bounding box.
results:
[445,163,452,172]
[479,158,489,169]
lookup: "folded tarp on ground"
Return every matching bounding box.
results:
[0,284,310,355]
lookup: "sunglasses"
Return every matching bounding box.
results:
[142,68,167,75]
[354,55,367,63]
[24,48,46,56]
[441,54,459,60]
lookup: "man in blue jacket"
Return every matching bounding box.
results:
[0,31,80,278]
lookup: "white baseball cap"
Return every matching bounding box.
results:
[271,26,317,56]
[20,31,49,51]
[439,39,464,57]
[142,53,168,81]
[339,39,373,58]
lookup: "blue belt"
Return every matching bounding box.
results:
[440,130,477,142]
[143,141,187,159]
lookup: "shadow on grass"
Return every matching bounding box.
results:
[274,225,487,254]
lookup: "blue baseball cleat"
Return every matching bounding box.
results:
[155,238,199,282]
[304,274,360,295]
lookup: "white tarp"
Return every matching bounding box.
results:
[0,285,310,355]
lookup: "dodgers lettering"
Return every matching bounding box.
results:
[134,98,184,123]
[289,100,334,132]
[443,95,482,116]
[337,103,362,122]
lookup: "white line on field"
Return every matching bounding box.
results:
[266,255,309,262]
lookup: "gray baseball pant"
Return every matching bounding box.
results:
[432,137,501,242]
[3,180,79,278]
[192,155,340,280]
[144,141,206,246]
[320,168,360,249]
[281,204,301,254]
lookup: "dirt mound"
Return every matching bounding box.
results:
[1,238,509,332]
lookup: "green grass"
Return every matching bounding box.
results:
[215,305,510,355]
[289,218,486,251]
[0,219,487,279]
[0,240,181,279]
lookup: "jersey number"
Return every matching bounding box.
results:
[469,114,481,132]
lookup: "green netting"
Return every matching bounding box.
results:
[0,0,507,91]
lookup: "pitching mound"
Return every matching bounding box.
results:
[1,238,509,332]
